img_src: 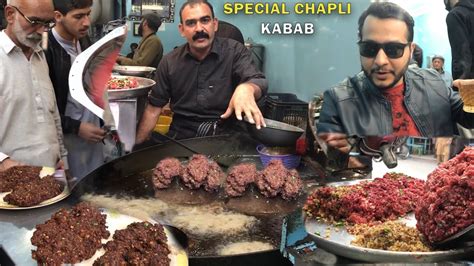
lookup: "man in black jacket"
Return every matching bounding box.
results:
[45,0,105,179]
[445,0,474,139]
[317,2,474,151]
[445,0,474,80]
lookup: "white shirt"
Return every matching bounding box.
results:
[0,31,68,168]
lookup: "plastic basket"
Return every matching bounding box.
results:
[263,93,308,129]
[257,145,301,169]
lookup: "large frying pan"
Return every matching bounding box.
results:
[71,133,302,264]
[0,134,295,265]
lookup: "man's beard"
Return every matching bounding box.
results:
[12,17,42,49]
[363,62,409,90]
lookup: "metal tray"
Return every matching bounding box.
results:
[113,65,156,77]
[21,208,187,266]
[0,169,70,210]
[69,209,188,266]
[107,75,156,100]
[304,213,474,262]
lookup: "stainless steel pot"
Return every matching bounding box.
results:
[107,75,155,100]
[112,65,156,77]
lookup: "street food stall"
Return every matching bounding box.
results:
[0,10,474,265]
[1,85,473,265]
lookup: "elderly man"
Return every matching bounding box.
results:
[431,55,453,87]
[0,0,68,170]
[317,2,474,150]
[135,0,267,143]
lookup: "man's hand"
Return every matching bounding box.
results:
[116,56,125,64]
[136,105,162,145]
[453,79,461,88]
[318,132,351,153]
[0,158,22,171]
[78,122,107,143]
[221,83,266,129]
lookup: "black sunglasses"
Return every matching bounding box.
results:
[358,41,411,59]
[10,5,56,30]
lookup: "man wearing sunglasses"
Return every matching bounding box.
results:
[44,0,106,180]
[0,0,68,170]
[135,0,267,144]
[317,2,474,148]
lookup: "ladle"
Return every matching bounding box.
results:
[163,224,189,250]
[152,131,259,167]
[435,224,474,248]
[153,131,200,154]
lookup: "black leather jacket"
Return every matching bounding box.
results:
[45,32,91,134]
[317,67,474,137]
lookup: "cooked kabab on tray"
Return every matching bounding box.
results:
[0,165,64,207]
[415,147,474,244]
[181,154,224,192]
[0,166,42,192]
[94,221,170,266]
[303,173,425,224]
[152,157,183,189]
[3,175,62,207]
[256,159,303,199]
[31,202,110,265]
[225,163,257,197]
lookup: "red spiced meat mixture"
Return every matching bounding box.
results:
[152,157,183,189]
[415,147,474,244]
[304,172,425,224]
[181,154,224,192]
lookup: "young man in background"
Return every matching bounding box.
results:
[45,0,106,179]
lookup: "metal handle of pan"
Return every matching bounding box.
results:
[153,131,201,154]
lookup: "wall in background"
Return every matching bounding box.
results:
[120,0,452,102]
[392,0,452,72]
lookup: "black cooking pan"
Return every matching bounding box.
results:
[247,118,305,147]
[71,133,299,264]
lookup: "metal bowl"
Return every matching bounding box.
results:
[247,118,305,147]
[113,65,156,77]
[107,75,156,100]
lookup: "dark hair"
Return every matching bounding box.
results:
[358,2,414,42]
[179,0,215,24]
[412,43,423,67]
[53,0,93,15]
[142,13,162,32]
[130,42,138,49]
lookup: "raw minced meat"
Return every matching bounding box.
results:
[303,173,425,224]
[225,163,257,197]
[415,147,474,244]
[152,157,183,189]
[181,154,224,192]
